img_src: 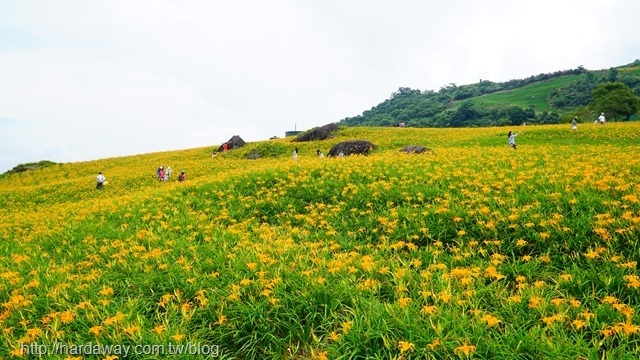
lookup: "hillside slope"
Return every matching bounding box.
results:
[2,124,640,358]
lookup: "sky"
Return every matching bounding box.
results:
[1,0,638,173]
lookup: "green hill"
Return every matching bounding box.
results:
[2,123,640,358]
[341,60,640,128]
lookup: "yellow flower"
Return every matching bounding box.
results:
[613,303,634,319]
[619,323,640,335]
[398,341,415,353]
[342,321,353,334]
[397,297,411,308]
[104,312,124,326]
[541,314,563,326]
[572,319,586,330]
[123,325,140,337]
[171,332,185,342]
[550,298,565,307]
[438,291,453,303]
[153,325,165,335]
[454,344,476,356]
[559,274,573,281]
[311,350,328,360]
[528,296,543,309]
[584,250,600,259]
[508,295,522,303]
[427,338,441,350]
[59,310,75,324]
[481,314,501,327]
[329,331,341,341]
[421,305,437,315]
[99,287,114,297]
[89,325,103,336]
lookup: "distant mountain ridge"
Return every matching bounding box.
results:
[340,60,640,127]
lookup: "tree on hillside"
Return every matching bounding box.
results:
[450,102,478,127]
[391,87,421,99]
[548,77,597,107]
[590,82,640,121]
[608,67,619,82]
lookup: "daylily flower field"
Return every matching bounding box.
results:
[1,123,640,359]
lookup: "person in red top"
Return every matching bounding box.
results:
[222,142,228,152]
[178,171,186,182]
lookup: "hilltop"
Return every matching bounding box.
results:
[341,60,640,128]
[2,124,640,358]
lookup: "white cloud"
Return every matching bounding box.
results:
[1,0,638,172]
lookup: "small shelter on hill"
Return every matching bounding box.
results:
[293,123,339,142]
[218,135,246,152]
[328,140,375,157]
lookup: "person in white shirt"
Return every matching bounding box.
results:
[508,131,519,149]
[96,172,106,189]
[598,112,606,124]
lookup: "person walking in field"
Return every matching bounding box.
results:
[317,149,324,159]
[178,171,186,182]
[508,131,519,150]
[572,117,578,131]
[599,112,606,125]
[96,172,106,189]
[166,166,172,180]
[293,147,299,161]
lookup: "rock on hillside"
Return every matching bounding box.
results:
[293,123,339,142]
[218,135,246,151]
[328,140,375,157]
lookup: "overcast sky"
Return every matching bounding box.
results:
[1,0,638,173]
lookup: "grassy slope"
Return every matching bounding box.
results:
[464,66,640,113]
[467,76,577,112]
[2,124,640,359]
